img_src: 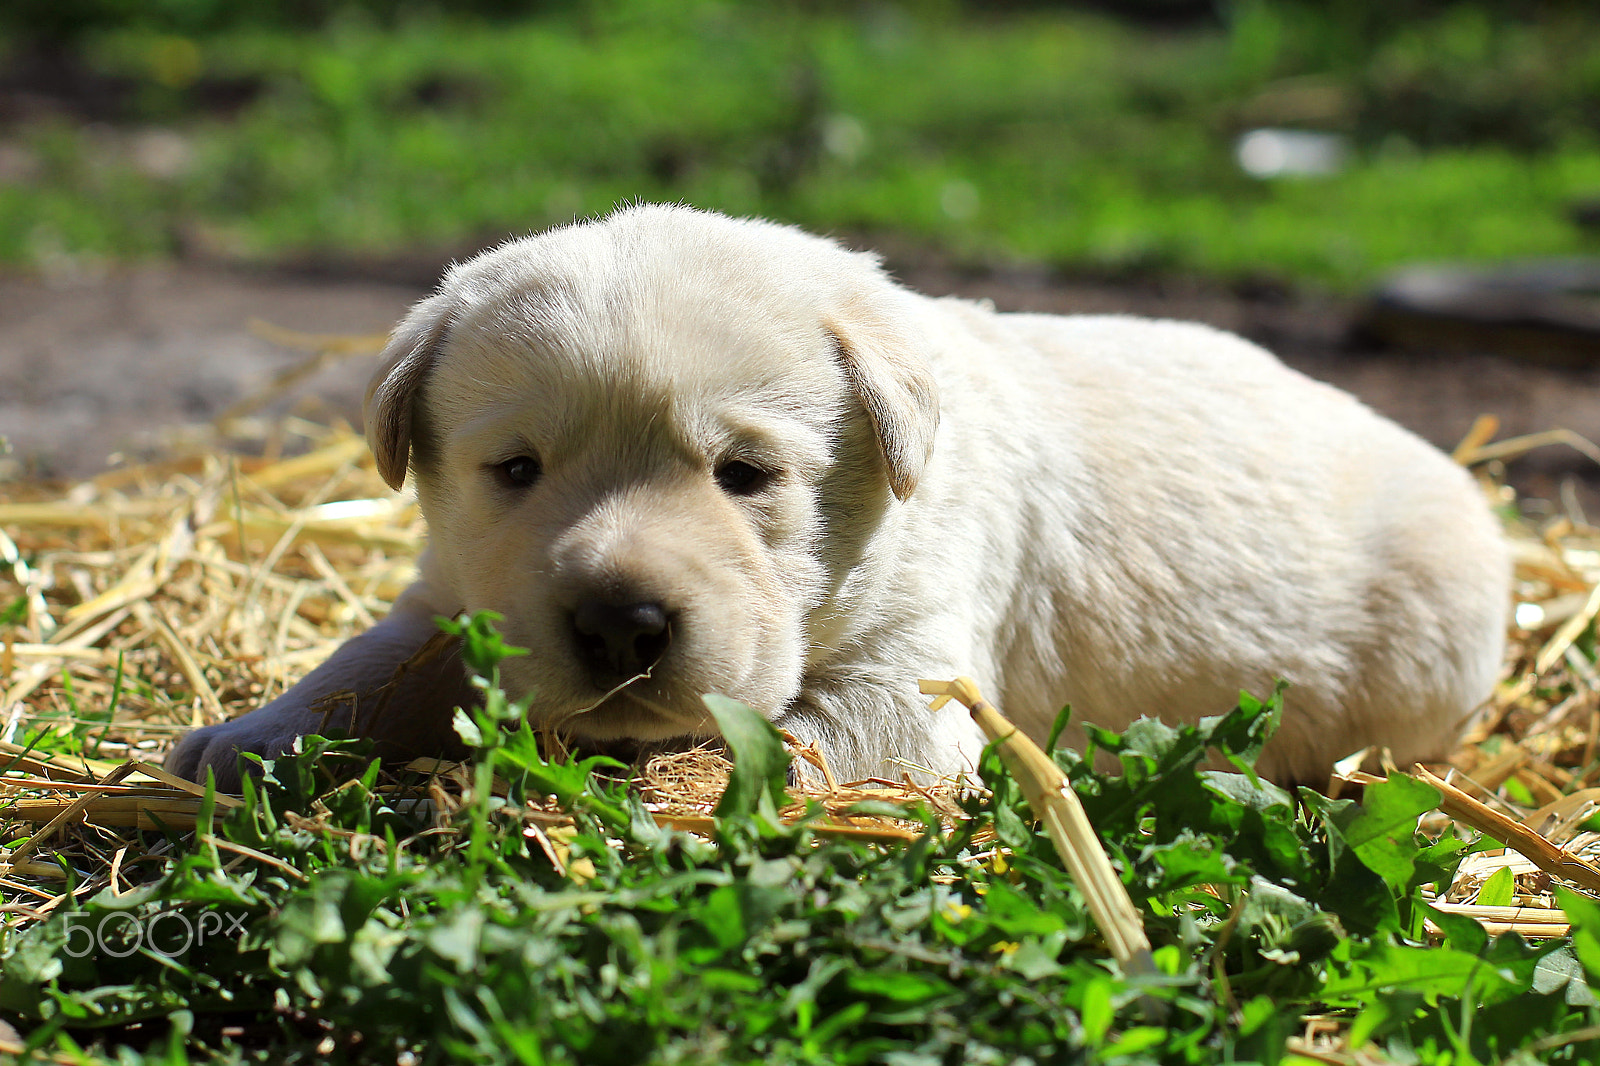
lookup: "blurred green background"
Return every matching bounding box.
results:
[1,0,1597,289]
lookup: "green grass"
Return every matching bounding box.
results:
[3,4,1600,288]
[5,612,1600,1063]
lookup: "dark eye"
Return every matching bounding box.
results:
[494,454,542,488]
[715,460,770,496]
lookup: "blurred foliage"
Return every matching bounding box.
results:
[2,0,1593,39]
[0,1,1597,287]
[0,0,556,42]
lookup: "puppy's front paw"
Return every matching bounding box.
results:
[163,713,303,792]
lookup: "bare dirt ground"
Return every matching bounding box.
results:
[0,263,418,478]
[3,253,1599,508]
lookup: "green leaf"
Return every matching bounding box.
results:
[1340,773,1439,888]
[1323,938,1524,1007]
[1426,907,1488,956]
[1533,945,1600,1007]
[1475,865,1516,908]
[699,969,763,993]
[435,610,529,678]
[983,880,1067,940]
[1109,1027,1169,1055]
[698,884,747,952]
[452,707,483,748]
[1210,683,1286,771]
[1003,938,1064,980]
[0,596,26,627]
[1045,704,1074,752]
[1078,976,1114,1043]
[0,919,65,1014]
[844,970,954,1004]
[1237,994,1276,1037]
[425,908,484,973]
[703,694,789,819]
[493,721,631,826]
[270,892,346,970]
[1345,995,1399,1050]
[1558,886,1600,984]
[1502,775,1536,807]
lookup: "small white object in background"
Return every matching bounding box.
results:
[1515,602,1547,631]
[1236,128,1348,178]
[821,114,868,164]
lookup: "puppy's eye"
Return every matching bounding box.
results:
[715,460,771,496]
[494,455,542,488]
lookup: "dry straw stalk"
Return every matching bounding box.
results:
[920,676,1156,976]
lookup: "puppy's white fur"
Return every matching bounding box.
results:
[166,205,1509,788]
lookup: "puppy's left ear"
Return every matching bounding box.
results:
[364,294,455,490]
[826,303,940,502]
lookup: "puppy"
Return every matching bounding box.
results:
[166,205,1509,790]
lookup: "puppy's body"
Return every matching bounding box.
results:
[167,206,1508,788]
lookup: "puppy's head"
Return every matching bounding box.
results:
[363,205,938,739]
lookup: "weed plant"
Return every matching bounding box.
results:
[3,613,1599,1063]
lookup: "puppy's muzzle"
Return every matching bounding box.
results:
[571,599,672,683]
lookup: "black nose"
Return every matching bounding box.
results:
[571,600,671,682]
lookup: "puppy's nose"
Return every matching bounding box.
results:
[571,600,671,682]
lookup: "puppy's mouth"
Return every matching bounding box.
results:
[546,643,714,738]
[551,687,713,739]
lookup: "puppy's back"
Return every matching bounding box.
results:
[952,310,1507,782]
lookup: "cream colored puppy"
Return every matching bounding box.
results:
[166,205,1509,790]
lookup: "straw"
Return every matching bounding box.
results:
[920,676,1156,977]
[2,390,1600,961]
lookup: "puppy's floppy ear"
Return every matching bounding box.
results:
[826,300,940,502]
[364,293,455,490]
